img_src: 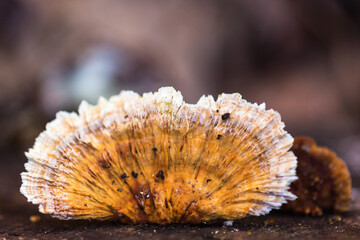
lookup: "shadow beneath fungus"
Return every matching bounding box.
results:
[1,201,360,240]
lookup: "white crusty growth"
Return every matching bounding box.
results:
[21,87,297,223]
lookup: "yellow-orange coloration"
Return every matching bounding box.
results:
[21,87,297,224]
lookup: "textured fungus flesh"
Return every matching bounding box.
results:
[21,87,297,224]
[283,137,351,216]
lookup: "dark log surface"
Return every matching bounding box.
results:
[1,153,359,240]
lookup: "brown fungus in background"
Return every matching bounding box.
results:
[282,136,351,216]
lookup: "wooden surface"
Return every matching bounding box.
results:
[1,153,359,240]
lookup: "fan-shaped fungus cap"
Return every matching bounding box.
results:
[20,87,297,223]
[283,136,351,216]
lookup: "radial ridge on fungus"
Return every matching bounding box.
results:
[20,87,297,224]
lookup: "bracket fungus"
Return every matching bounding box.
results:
[283,137,351,216]
[21,87,297,224]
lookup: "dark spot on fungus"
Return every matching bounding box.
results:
[84,204,87,207]
[99,160,111,169]
[256,187,259,190]
[134,148,138,154]
[117,188,123,192]
[131,171,138,178]
[221,113,230,120]
[217,134,222,140]
[124,115,129,119]
[120,173,128,179]
[156,170,165,180]
[119,150,124,158]
[206,179,212,183]
[216,109,219,113]
[112,180,115,185]
[152,147,157,154]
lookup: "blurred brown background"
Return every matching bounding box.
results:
[0,0,359,189]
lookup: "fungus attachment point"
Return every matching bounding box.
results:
[20,87,297,224]
[282,136,351,216]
